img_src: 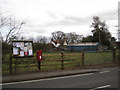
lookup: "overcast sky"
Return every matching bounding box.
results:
[0,0,119,40]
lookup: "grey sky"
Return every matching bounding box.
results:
[0,0,119,39]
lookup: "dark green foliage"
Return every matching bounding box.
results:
[33,43,51,52]
[2,42,12,55]
[91,16,111,47]
[82,16,113,49]
[82,36,93,42]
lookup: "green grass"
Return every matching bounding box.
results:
[84,52,112,65]
[2,51,113,75]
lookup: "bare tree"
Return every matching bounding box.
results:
[0,12,25,44]
[51,31,83,45]
[65,32,83,44]
[51,31,65,45]
[33,36,49,52]
[35,36,48,44]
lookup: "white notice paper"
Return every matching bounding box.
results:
[29,50,33,55]
[20,51,24,57]
[13,48,19,55]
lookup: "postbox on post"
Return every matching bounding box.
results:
[36,50,42,70]
[36,50,42,61]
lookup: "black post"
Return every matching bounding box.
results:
[38,61,41,71]
[9,54,12,73]
[61,50,64,70]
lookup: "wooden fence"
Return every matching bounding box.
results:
[2,49,118,76]
[2,52,83,76]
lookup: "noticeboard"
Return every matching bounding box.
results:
[12,41,33,57]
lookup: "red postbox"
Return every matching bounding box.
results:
[36,50,42,61]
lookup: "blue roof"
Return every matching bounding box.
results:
[67,42,99,47]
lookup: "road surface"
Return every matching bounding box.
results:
[2,67,119,89]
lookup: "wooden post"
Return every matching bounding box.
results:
[38,61,41,71]
[9,54,12,73]
[61,51,64,70]
[118,48,120,62]
[28,58,30,72]
[15,58,18,73]
[112,48,116,62]
[81,50,84,66]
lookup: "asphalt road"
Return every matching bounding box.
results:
[2,67,119,89]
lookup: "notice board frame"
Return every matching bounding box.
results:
[12,40,34,58]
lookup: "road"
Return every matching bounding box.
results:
[2,67,119,89]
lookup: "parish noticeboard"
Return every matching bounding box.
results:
[12,41,33,57]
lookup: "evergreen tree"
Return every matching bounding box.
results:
[91,16,111,47]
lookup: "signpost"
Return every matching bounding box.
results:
[51,38,67,70]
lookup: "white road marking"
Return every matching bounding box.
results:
[100,70,110,73]
[2,73,94,86]
[89,85,111,90]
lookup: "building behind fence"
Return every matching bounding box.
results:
[67,42,100,52]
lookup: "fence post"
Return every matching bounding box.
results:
[28,58,30,71]
[15,58,18,73]
[112,48,116,62]
[118,48,120,62]
[9,54,12,73]
[61,51,64,70]
[81,50,85,66]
